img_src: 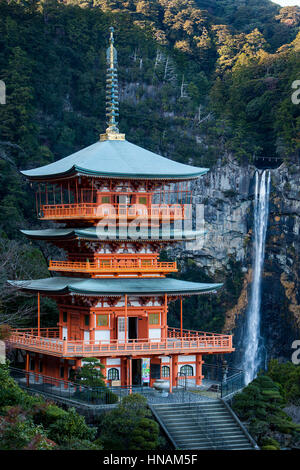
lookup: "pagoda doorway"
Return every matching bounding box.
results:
[128,317,138,341]
[132,359,142,386]
[117,317,138,342]
[69,313,81,340]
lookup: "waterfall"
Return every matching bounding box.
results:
[242,170,271,385]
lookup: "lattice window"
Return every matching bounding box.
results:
[97,314,109,327]
[180,364,193,376]
[108,368,119,380]
[161,366,170,378]
[149,313,160,325]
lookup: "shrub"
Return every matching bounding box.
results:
[47,407,96,445]
[32,403,68,427]
[99,394,159,451]
[0,406,56,450]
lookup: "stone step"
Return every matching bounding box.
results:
[151,399,257,451]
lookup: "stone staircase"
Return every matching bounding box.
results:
[150,399,257,450]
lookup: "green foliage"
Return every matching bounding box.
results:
[0,363,32,408]
[0,364,101,449]
[98,394,160,450]
[0,406,56,450]
[46,407,96,445]
[267,359,300,403]
[74,357,106,387]
[232,370,300,449]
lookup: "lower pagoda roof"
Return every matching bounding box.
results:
[21,227,205,242]
[8,277,222,297]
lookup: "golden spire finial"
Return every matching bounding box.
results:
[100,27,125,142]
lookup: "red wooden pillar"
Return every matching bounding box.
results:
[35,353,39,382]
[75,358,81,369]
[163,293,168,340]
[121,357,127,387]
[90,311,95,341]
[37,292,41,336]
[169,356,172,394]
[128,356,132,394]
[172,354,178,388]
[26,352,29,387]
[124,294,128,344]
[64,359,68,389]
[180,297,183,337]
[196,354,203,386]
[102,358,107,384]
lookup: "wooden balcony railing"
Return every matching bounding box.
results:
[11,328,60,338]
[48,259,177,275]
[7,328,234,357]
[39,203,190,221]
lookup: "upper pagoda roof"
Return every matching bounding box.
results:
[21,140,208,182]
[8,277,222,297]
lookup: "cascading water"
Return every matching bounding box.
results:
[242,170,271,385]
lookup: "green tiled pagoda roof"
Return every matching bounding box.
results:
[8,277,223,297]
[21,140,208,181]
[21,227,205,242]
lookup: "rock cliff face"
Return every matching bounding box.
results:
[174,156,300,362]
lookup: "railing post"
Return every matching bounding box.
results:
[62,338,67,355]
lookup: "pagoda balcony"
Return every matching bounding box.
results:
[7,327,234,358]
[39,203,190,222]
[48,259,177,276]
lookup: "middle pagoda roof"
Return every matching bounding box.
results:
[21,139,209,183]
[8,277,223,297]
[20,227,205,242]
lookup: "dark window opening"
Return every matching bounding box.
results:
[128,317,138,340]
[150,363,160,379]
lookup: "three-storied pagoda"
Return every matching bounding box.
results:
[8,28,234,390]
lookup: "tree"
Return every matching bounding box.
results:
[98,394,160,450]
[74,357,106,387]
[0,364,100,449]
[0,237,50,327]
[275,6,300,27]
